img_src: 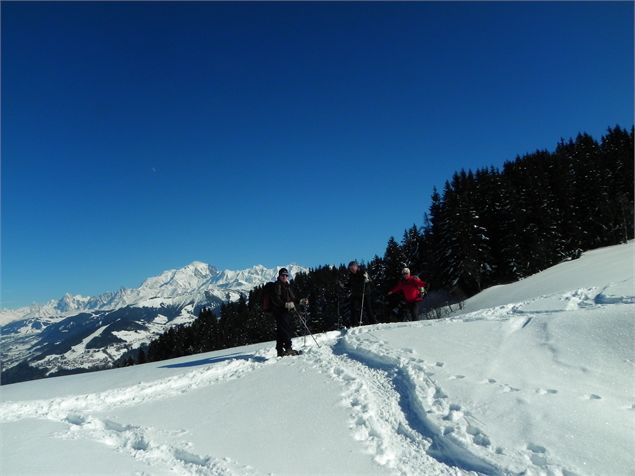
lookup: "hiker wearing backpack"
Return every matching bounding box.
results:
[269,268,301,357]
[388,268,427,321]
[347,261,376,327]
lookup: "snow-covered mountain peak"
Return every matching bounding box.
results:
[56,293,90,313]
[139,261,217,293]
[183,261,217,275]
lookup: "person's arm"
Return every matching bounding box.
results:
[388,281,401,295]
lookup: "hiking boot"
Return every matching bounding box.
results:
[284,349,301,356]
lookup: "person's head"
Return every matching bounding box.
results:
[348,260,359,273]
[402,267,411,278]
[278,268,290,282]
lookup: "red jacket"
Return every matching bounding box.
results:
[390,276,427,303]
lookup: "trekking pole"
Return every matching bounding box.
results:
[358,281,366,327]
[302,307,307,347]
[294,309,321,348]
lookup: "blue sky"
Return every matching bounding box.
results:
[2,1,633,307]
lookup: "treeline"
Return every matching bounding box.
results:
[373,126,634,296]
[123,126,633,366]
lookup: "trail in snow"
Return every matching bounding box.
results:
[302,333,494,476]
[333,329,577,476]
[0,350,275,423]
[57,414,261,476]
[0,349,276,476]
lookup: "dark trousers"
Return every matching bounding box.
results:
[275,311,294,354]
[350,295,376,327]
[404,301,423,321]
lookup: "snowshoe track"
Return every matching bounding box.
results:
[0,350,274,475]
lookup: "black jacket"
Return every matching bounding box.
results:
[271,279,296,313]
[347,270,369,298]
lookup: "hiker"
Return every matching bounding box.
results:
[270,268,301,357]
[347,260,376,327]
[388,268,427,321]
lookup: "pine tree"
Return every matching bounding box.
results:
[383,237,407,288]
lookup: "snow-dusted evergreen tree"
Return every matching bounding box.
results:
[383,237,408,286]
[599,126,634,244]
[401,225,423,272]
[438,172,492,294]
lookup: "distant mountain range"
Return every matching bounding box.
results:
[0,262,306,385]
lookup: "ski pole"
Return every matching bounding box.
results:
[359,281,366,327]
[337,291,342,329]
[294,309,321,348]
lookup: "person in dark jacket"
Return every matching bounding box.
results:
[271,268,300,357]
[347,261,376,327]
[388,267,427,321]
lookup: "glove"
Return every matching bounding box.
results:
[363,272,370,283]
[285,302,296,310]
[299,298,309,306]
[420,287,427,295]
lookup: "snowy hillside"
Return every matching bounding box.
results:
[1,242,633,475]
[0,262,305,384]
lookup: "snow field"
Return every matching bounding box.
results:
[1,242,633,475]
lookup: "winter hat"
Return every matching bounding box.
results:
[279,268,289,276]
[348,260,359,268]
[402,267,411,275]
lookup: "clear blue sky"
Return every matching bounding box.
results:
[2,1,633,307]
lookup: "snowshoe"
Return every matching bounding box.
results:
[284,349,302,356]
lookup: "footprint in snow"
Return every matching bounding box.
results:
[467,424,491,448]
[527,443,546,453]
[434,388,448,399]
[527,443,548,466]
[582,394,602,401]
[535,388,558,395]
[449,375,465,380]
[435,362,445,367]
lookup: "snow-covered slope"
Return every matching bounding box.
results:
[0,262,305,384]
[1,242,633,475]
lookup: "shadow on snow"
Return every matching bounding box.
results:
[159,353,267,369]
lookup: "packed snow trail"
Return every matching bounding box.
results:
[303,333,500,475]
[1,349,275,475]
[0,350,273,422]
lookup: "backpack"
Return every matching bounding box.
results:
[262,281,277,313]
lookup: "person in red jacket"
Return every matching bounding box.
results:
[388,268,427,321]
